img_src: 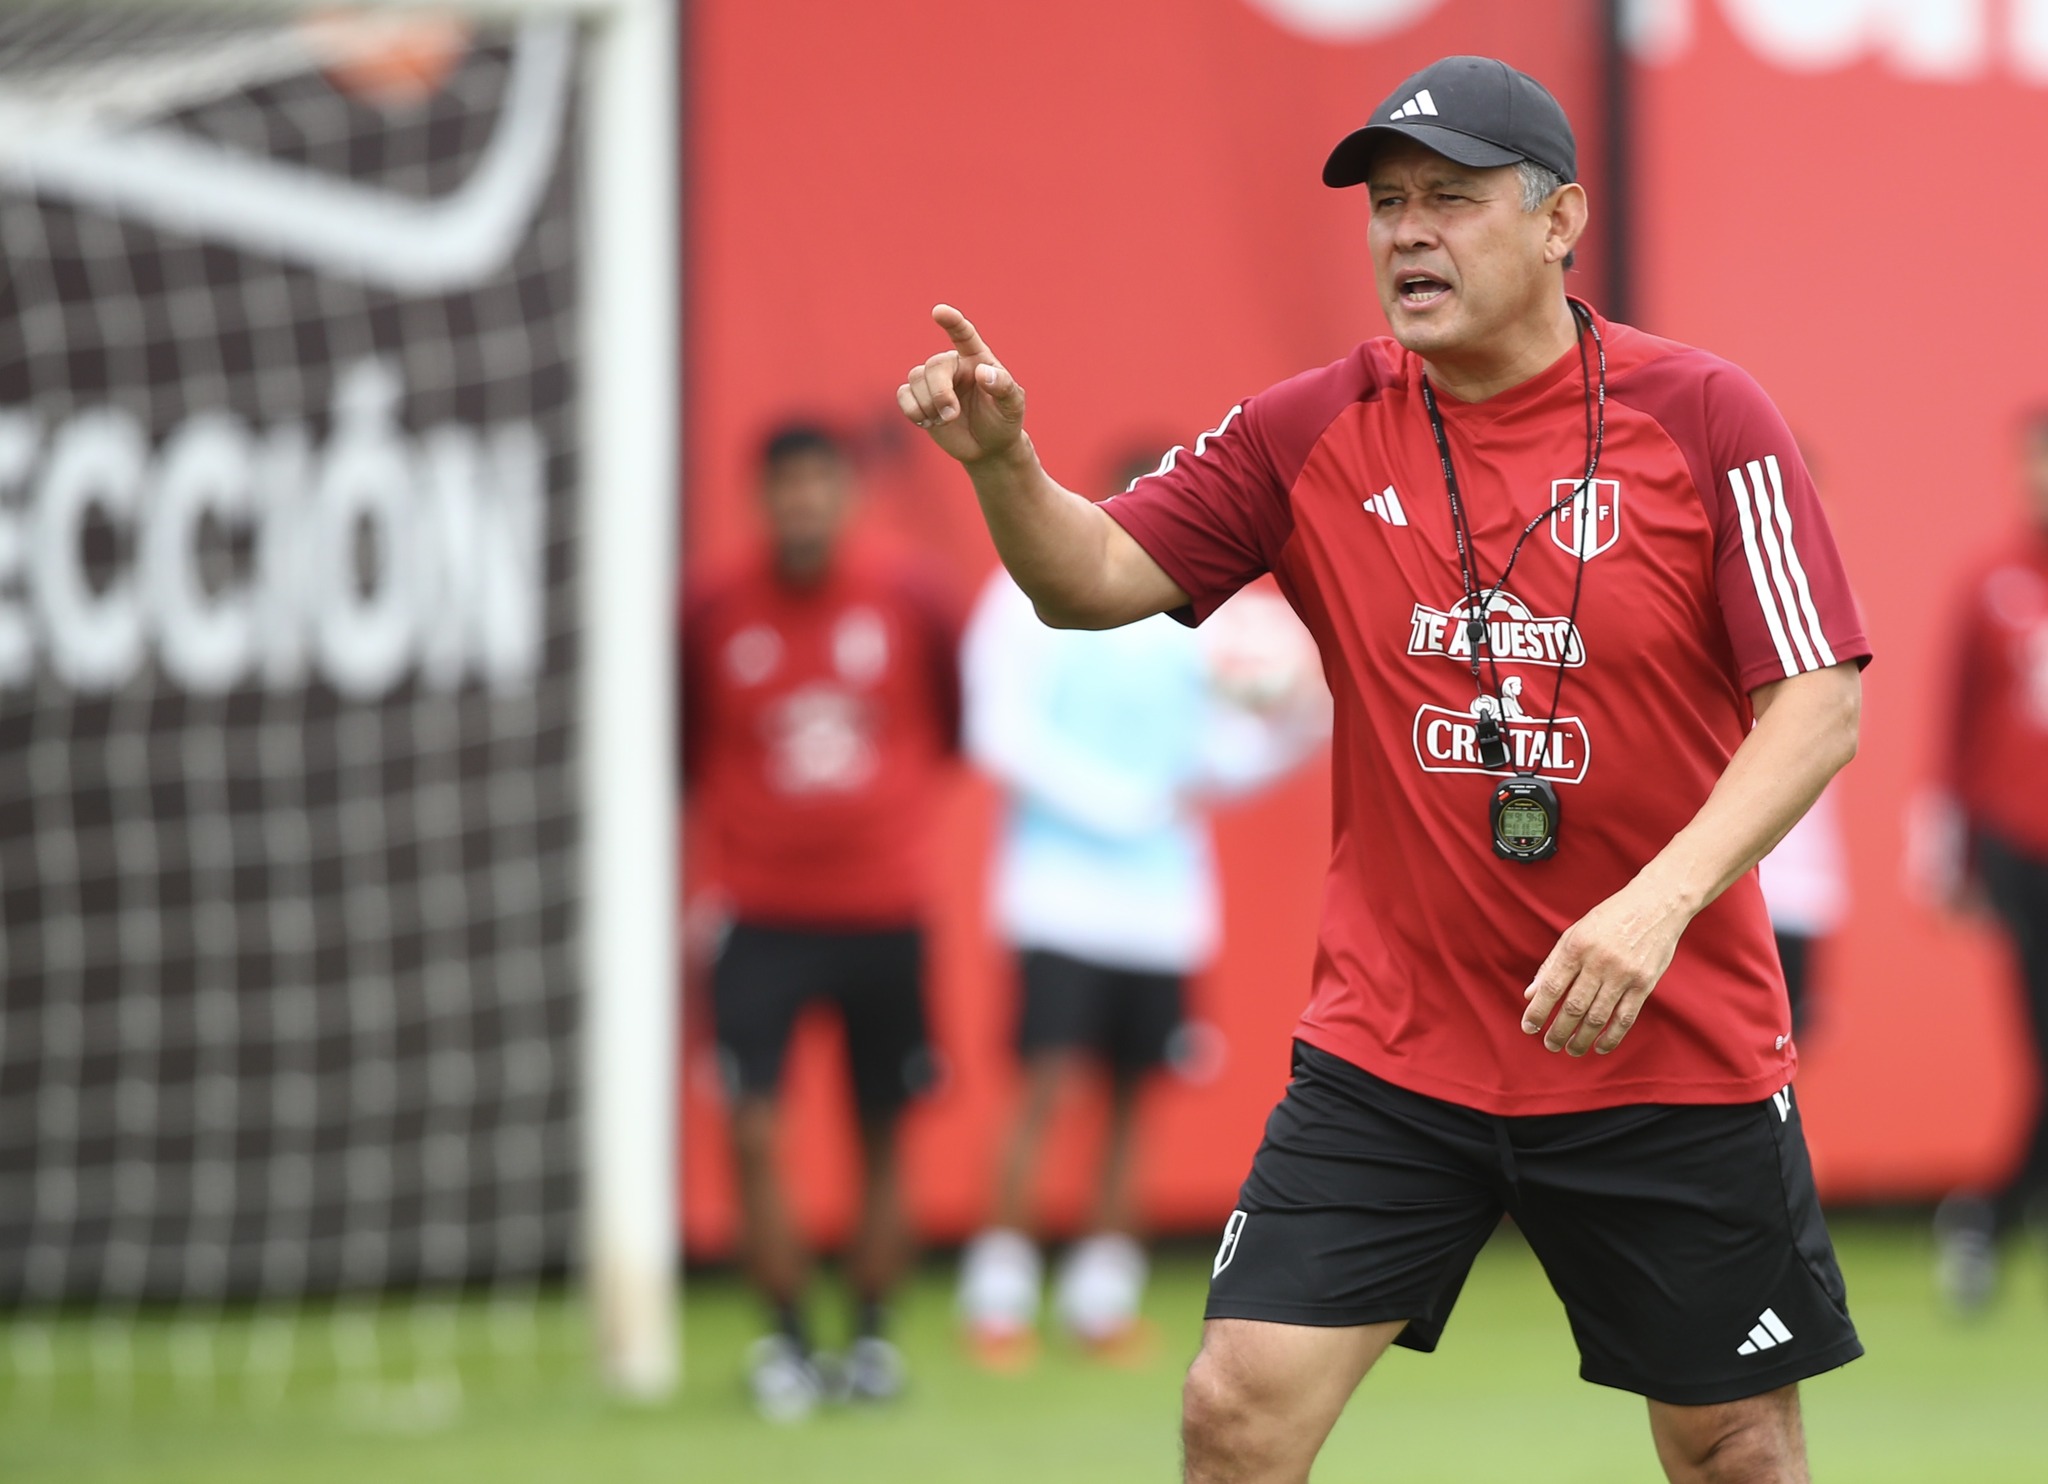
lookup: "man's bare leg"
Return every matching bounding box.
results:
[1094,1073,1143,1236]
[1648,1385,1809,1484]
[993,1049,1086,1231]
[837,1110,914,1399]
[1181,1317,1406,1484]
[846,1111,912,1309]
[730,1095,808,1312]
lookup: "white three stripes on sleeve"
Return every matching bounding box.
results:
[1128,404,1245,490]
[1726,455,1838,677]
[1762,454,1838,667]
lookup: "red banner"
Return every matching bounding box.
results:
[683,0,2048,1255]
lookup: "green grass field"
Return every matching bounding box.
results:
[2,1217,2043,1482]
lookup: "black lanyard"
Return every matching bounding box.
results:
[1417,301,1606,855]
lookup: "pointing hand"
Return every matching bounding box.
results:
[896,305,1027,465]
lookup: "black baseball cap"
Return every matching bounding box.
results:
[1323,55,1576,189]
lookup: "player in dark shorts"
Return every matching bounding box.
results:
[900,54,1868,1484]
[955,948,1187,1365]
[1924,407,2048,1311]
[954,455,1325,1366]
[681,423,963,1418]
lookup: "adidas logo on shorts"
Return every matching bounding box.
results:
[1736,1307,1793,1356]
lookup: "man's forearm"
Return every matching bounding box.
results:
[962,438,1129,628]
[902,306,1188,630]
[1635,662,1862,920]
[1519,662,1862,1056]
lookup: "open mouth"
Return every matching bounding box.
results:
[1399,273,1451,307]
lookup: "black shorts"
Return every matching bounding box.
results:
[710,921,935,1119]
[1206,1042,1863,1406]
[1016,948,1184,1077]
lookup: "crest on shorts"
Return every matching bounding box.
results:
[1550,477,1621,559]
[1212,1210,1248,1277]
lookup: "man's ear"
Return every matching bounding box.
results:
[1544,182,1589,265]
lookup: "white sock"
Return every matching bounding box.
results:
[1053,1233,1147,1342]
[958,1227,1042,1333]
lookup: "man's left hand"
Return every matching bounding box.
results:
[1521,878,1694,1056]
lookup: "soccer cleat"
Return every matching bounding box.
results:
[839,1335,907,1404]
[964,1320,1040,1375]
[958,1227,1044,1371]
[1933,1193,1999,1316]
[745,1334,827,1423]
[1054,1233,1149,1349]
[1077,1315,1161,1369]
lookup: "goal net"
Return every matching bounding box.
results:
[0,1,666,1413]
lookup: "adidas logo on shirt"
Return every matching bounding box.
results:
[1736,1308,1793,1356]
[1363,485,1408,527]
[1389,89,1439,120]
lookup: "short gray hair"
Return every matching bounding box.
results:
[1515,160,1574,270]
[1515,160,1564,212]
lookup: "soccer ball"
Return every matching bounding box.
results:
[1201,587,1322,712]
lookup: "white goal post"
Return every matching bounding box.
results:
[568,0,681,1401]
[0,0,680,1401]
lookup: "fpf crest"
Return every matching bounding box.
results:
[1550,477,1621,559]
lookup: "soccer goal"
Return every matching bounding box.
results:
[0,0,678,1408]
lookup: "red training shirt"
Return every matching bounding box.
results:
[1104,307,1871,1115]
[1942,528,2048,858]
[681,541,963,926]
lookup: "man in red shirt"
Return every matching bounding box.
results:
[681,423,963,1418]
[899,56,1867,1484]
[1924,408,2048,1311]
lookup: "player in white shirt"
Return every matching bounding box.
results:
[1757,785,1848,1037]
[957,453,1328,1366]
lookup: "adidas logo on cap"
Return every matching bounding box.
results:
[1325,58,1578,192]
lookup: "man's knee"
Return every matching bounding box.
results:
[1181,1346,1264,1471]
[1180,1333,1316,1478]
[1183,1315,1403,1481]
[1652,1387,1807,1484]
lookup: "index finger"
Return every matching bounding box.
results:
[932,303,989,359]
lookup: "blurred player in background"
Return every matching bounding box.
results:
[1917,407,2048,1312]
[1757,788,1848,1039]
[956,449,1329,1369]
[680,422,964,1419]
